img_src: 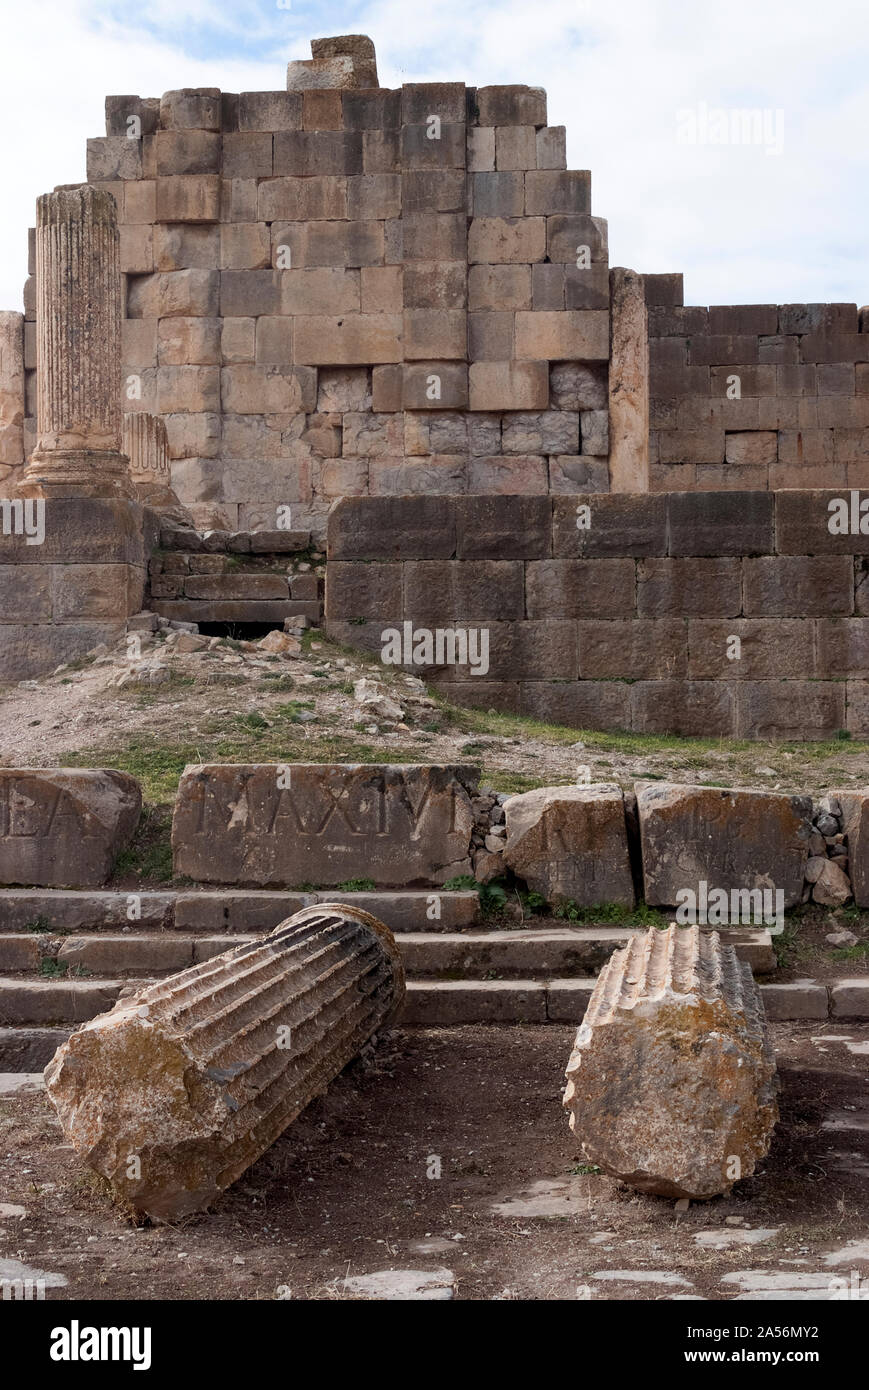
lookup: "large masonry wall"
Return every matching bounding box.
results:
[325,490,869,740]
[0,498,148,681]
[9,76,612,536]
[1,40,867,520]
[645,275,869,493]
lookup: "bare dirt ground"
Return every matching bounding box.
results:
[2,631,868,800]
[1,1023,867,1302]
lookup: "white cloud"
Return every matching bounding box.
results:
[0,0,296,309]
[365,0,869,305]
[2,0,867,312]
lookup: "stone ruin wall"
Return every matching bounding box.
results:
[325,491,869,742]
[3,55,616,538]
[2,35,867,536]
[645,277,869,493]
[2,35,869,730]
[0,36,862,536]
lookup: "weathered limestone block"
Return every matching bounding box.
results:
[725,431,777,466]
[469,361,548,411]
[563,925,778,1199]
[0,311,25,471]
[172,764,478,886]
[0,770,142,887]
[550,361,607,411]
[581,408,609,456]
[608,267,649,491]
[159,88,221,131]
[287,35,379,91]
[45,903,404,1220]
[834,790,869,906]
[637,782,811,909]
[504,784,635,907]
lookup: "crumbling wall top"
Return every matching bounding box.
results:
[287,34,379,91]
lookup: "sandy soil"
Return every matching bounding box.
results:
[1,1022,867,1302]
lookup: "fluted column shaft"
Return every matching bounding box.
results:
[23,186,131,497]
[45,904,405,1221]
[563,924,778,1198]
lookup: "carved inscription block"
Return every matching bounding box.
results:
[637,782,812,909]
[0,769,142,887]
[171,763,479,887]
[503,783,635,907]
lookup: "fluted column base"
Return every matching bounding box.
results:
[19,447,133,499]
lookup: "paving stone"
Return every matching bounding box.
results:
[343,1268,455,1300]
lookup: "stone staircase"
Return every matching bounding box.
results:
[0,887,784,1067]
[148,523,323,631]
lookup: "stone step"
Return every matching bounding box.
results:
[152,599,321,624]
[0,926,776,979]
[0,972,866,1040]
[0,978,124,1026]
[0,893,778,973]
[400,978,869,1026]
[0,1027,70,1070]
[7,975,869,1069]
[0,889,482,935]
[404,929,775,975]
[0,927,626,979]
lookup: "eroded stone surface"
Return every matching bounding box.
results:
[45,903,405,1221]
[0,770,141,888]
[491,1175,591,1218]
[563,925,779,1199]
[21,187,131,499]
[171,763,478,887]
[503,783,634,907]
[835,790,869,907]
[637,782,811,908]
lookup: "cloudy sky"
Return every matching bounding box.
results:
[2,0,867,312]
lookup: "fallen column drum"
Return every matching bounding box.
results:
[45,903,405,1221]
[563,924,778,1199]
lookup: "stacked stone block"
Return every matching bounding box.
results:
[147,521,322,626]
[646,276,869,492]
[1,188,148,681]
[9,37,863,520]
[10,48,611,534]
[0,497,148,680]
[326,490,869,739]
